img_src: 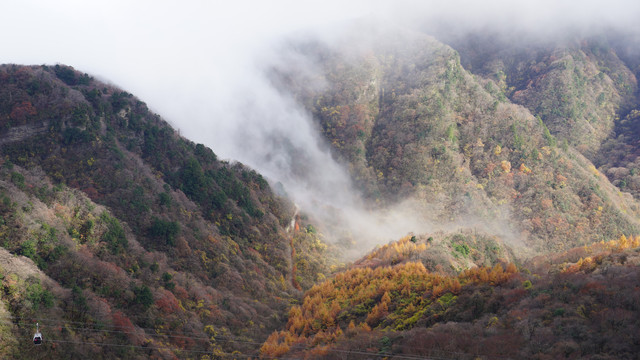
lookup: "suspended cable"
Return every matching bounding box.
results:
[0,315,264,346]
[4,316,441,360]
[42,338,282,359]
[0,315,514,359]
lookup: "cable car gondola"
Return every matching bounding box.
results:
[33,322,42,345]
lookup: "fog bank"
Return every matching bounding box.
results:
[2,0,639,252]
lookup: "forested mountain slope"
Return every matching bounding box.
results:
[260,23,640,360]
[0,64,332,358]
[261,234,640,359]
[270,23,640,254]
[436,29,640,200]
[2,21,640,360]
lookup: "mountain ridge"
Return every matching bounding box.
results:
[1,22,640,359]
[0,63,335,358]
[269,25,640,254]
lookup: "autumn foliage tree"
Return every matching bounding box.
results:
[261,260,520,358]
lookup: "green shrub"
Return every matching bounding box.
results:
[149,218,180,246]
[133,285,153,310]
[19,240,36,260]
[26,280,54,310]
[100,212,128,254]
[10,172,25,189]
[452,243,470,257]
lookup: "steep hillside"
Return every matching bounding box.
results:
[445,32,637,156]
[439,30,640,201]
[261,234,640,359]
[261,26,640,359]
[270,24,640,254]
[352,232,516,275]
[0,64,333,358]
[597,108,640,198]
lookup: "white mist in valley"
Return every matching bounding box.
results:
[214,39,436,252]
[208,23,524,256]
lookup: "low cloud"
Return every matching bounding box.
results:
[2,0,639,255]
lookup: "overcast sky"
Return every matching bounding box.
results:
[0,0,378,138]
[2,0,638,142]
[2,0,639,248]
[2,0,637,137]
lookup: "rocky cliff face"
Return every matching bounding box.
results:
[0,120,49,145]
